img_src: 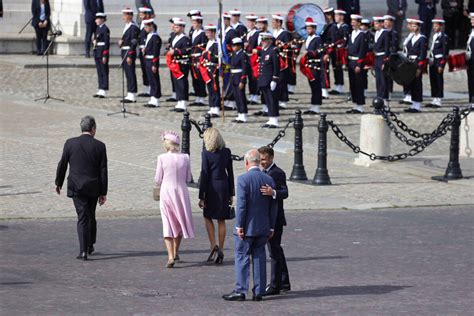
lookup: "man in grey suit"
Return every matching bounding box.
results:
[387,0,408,49]
[222,149,277,302]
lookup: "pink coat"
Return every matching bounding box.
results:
[155,152,195,239]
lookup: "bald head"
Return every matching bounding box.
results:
[244,149,260,170]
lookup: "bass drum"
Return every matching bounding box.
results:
[287,3,326,39]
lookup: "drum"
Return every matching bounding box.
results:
[287,3,327,39]
[383,53,417,86]
[448,53,467,72]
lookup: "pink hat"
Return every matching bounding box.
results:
[161,131,181,145]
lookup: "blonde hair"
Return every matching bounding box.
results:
[163,139,180,152]
[203,127,225,152]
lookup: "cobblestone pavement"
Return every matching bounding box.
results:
[1,206,473,314]
[0,55,473,219]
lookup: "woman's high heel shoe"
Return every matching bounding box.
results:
[207,245,219,262]
[215,250,224,264]
[166,259,175,268]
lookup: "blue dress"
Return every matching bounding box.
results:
[198,147,235,220]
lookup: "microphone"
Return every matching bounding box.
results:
[50,30,62,36]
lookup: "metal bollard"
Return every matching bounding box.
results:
[290,110,308,181]
[372,97,384,115]
[434,107,463,181]
[181,111,191,155]
[313,113,332,185]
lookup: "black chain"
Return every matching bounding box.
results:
[189,119,206,138]
[231,119,294,161]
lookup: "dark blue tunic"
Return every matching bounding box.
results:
[199,147,235,220]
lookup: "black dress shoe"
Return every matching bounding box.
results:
[329,90,342,95]
[138,93,150,97]
[87,246,94,255]
[404,108,421,113]
[170,108,185,113]
[76,252,87,261]
[252,295,263,301]
[121,99,135,103]
[97,95,105,99]
[93,94,99,98]
[253,111,266,116]
[281,284,291,292]
[222,291,245,301]
[399,100,411,105]
[346,109,363,114]
[264,286,280,296]
[166,97,177,102]
[425,103,440,108]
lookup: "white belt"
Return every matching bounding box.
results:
[434,54,444,58]
[97,42,105,46]
[121,46,131,50]
[348,56,359,61]
[145,55,155,59]
[139,45,145,48]
[308,59,321,63]
[408,55,418,59]
[231,69,243,73]
[375,52,386,56]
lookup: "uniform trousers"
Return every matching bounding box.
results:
[309,69,322,105]
[332,51,344,86]
[260,85,279,117]
[278,68,290,102]
[72,196,98,253]
[348,62,366,105]
[145,60,162,99]
[321,61,330,89]
[375,56,388,99]
[207,77,220,108]
[408,72,423,102]
[191,65,207,98]
[85,22,96,55]
[172,65,189,101]
[121,50,138,93]
[248,70,259,95]
[468,59,474,103]
[231,77,248,114]
[94,57,109,90]
[429,61,444,98]
[139,51,149,87]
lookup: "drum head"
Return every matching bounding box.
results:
[287,3,326,39]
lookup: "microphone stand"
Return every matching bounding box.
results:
[18,17,33,34]
[35,33,64,103]
[107,47,139,118]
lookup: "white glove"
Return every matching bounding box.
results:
[270,81,277,91]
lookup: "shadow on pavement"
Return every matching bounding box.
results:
[89,249,210,261]
[265,285,412,300]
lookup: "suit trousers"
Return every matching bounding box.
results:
[72,196,98,253]
[232,82,248,114]
[207,78,220,108]
[145,60,162,98]
[85,22,97,55]
[172,66,189,101]
[34,26,49,54]
[468,60,474,103]
[348,63,366,105]
[375,57,388,99]
[191,65,207,97]
[260,86,279,117]
[309,70,322,105]
[408,72,423,102]
[139,52,149,87]
[121,51,138,93]
[234,235,267,296]
[95,57,109,90]
[429,63,444,98]
[267,225,290,289]
[332,51,344,86]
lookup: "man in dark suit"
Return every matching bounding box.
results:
[223,149,277,302]
[387,0,407,49]
[416,0,439,38]
[337,0,360,26]
[258,146,290,296]
[55,116,108,261]
[84,0,104,58]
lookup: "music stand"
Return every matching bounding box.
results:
[107,48,139,118]
[35,33,64,103]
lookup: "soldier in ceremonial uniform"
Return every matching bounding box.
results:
[187,9,201,37]
[138,6,153,98]
[230,9,247,38]
[92,13,109,99]
[399,23,415,105]
[404,18,428,113]
[372,16,391,103]
[383,15,398,95]
[321,8,338,98]
[272,13,292,109]
[189,15,208,106]
[467,13,474,105]
[119,8,140,103]
[360,18,373,96]
[166,17,178,102]
[301,17,323,115]
[346,14,369,114]
[245,13,260,105]
[427,18,449,108]
[223,12,239,110]
[230,38,249,123]
[201,24,220,117]
[333,9,351,94]
[142,19,162,108]
[254,16,270,116]
[258,33,280,128]
[168,18,191,112]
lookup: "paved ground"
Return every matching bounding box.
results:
[1,206,473,314]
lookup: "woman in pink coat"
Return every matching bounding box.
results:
[155,131,195,268]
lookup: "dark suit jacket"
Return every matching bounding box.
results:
[387,0,408,16]
[266,164,288,227]
[84,0,104,24]
[31,0,51,27]
[236,168,277,237]
[55,134,108,198]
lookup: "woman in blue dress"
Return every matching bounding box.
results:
[198,128,235,264]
